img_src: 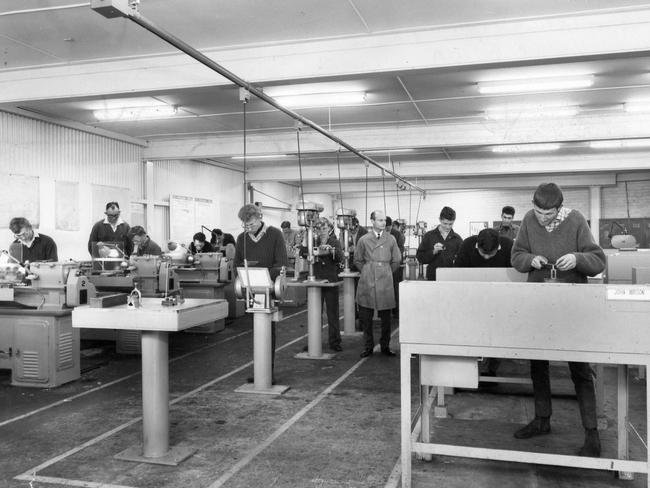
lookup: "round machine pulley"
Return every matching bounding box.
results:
[234,276,244,299]
[335,208,356,230]
[296,201,324,227]
[274,273,287,301]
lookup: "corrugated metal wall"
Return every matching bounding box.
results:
[0,111,144,198]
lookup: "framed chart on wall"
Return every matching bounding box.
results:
[469,221,488,236]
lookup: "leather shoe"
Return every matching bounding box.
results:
[359,349,373,358]
[514,417,551,439]
[381,348,396,357]
[330,345,343,352]
[578,429,601,457]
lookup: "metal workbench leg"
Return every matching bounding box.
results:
[295,285,334,360]
[618,364,634,480]
[401,347,412,488]
[115,330,196,465]
[342,276,361,336]
[236,311,289,395]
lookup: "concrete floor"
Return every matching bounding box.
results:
[0,298,647,488]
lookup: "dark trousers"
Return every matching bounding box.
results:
[322,287,341,348]
[271,321,276,373]
[530,360,597,430]
[358,306,392,351]
[392,266,403,314]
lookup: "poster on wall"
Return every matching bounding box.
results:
[169,194,214,243]
[0,174,40,228]
[469,221,488,236]
[55,180,79,230]
[92,184,131,223]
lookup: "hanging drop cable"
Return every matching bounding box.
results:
[296,127,306,212]
[364,165,368,227]
[241,97,253,306]
[408,186,412,229]
[382,169,387,216]
[336,148,344,211]
[391,158,400,220]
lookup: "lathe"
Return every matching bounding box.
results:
[174,251,232,332]
[0,260,96,387]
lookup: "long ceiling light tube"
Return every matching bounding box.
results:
[90,1,425,195]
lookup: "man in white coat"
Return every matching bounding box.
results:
[354,210,402,358]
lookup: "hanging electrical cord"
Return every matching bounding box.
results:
[336,148,344,211]
[364,165,369,227]
[408,186,412,229]
[381,169,387,216]
[296,126,306,213]
[391,157,400,220]
[240,94,254,306]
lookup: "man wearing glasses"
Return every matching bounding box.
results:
[234,203,288,384]
[87,201,132,257]
[8,217,58,263]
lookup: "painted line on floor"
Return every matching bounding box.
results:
[206,327,399,488]
[1,309,308,430]
[13,310,329,486]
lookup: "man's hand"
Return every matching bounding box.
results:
[531,255,548,269]
[555,253,577,271]
[433,243,445,255]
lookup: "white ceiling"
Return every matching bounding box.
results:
[2,0,650,195]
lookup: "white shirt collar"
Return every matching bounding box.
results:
[103,216,125,230]
[20,230,39,248]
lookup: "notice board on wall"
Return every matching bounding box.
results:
[91,184,131,223]
[0,174,40,228]
[55,180,80,231]
[169,194,215,244]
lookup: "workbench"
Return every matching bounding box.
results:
[399,280,650,488]
[73,297,228,465]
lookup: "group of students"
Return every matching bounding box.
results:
[9,187,605,458]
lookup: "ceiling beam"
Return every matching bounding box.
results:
[141,111,650,160]
[293,173,617,195]
[2,8,650,103]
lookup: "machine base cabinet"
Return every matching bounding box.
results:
[0,310,79,388]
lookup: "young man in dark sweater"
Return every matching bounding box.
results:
[455,227,512,268]
[8,217,58,263]
[234,204,288,383]
[511,182,606,457]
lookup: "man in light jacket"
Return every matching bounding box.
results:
[355,210,402,358]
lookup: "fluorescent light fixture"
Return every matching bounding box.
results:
[231,154,289,160]
[364,148,414,154]
[485,105,578,120]
[590,139,650,149]
[492,143,561,153]
[94,105,177,121]
[271,91,367,108]
[478,75,594,94]
[624,101,650,113]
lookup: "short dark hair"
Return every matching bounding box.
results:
[212,228,222,236]
[129,225,147,237]
[439,206,456,221]
[533,183,564,210]
[9,217,31,234]
[222,233,236,246]
[105,201,120,211]
[476,228,500,253]
[193,232,207,242]
[238,203,262,222]
[281,221,291,229]
[502,205,515,217]
[385,216,393,226]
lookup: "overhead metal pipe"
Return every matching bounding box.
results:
[90,0,426,196]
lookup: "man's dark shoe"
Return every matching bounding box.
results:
[578,429,601,457]
[360,349,373,358]
[331,344,343,352]
[514,417,551,439]
[381,348,396,357]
